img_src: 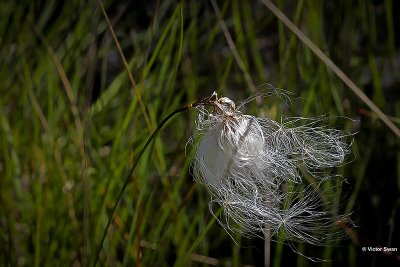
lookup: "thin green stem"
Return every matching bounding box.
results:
[91,91,218,266]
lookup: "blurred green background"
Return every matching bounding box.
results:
[1,0,399,266]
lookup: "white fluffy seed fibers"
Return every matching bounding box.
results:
[192,93,351,245]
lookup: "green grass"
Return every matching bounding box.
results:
[1,0,399,266]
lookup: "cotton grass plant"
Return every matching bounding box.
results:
[191,91,353,253]
[94,90,353,265]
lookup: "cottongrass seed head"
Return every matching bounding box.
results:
[191,91,353,250]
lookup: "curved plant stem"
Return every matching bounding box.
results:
[91,91,219,266]
[91,105,192,267]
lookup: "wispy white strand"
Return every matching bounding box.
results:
[191,92,352,247]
